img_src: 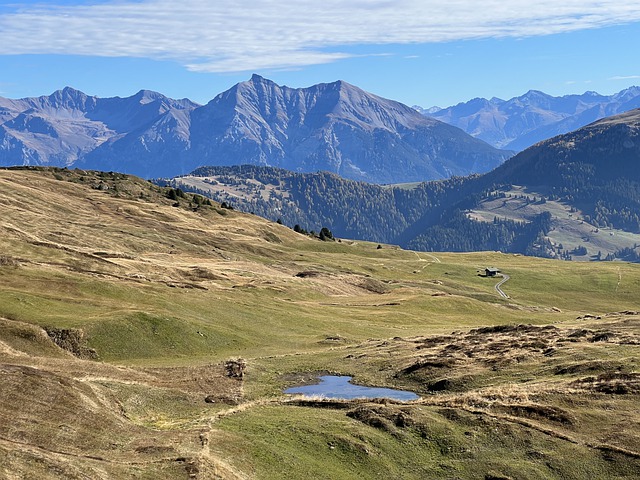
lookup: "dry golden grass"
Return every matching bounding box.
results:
[329,313,640,463]
[1,167,639,479]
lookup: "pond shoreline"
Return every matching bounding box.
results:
[285,375,420,401]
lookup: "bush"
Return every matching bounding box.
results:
[319,227,334,241]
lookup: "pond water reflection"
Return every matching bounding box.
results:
[285,375,419,401]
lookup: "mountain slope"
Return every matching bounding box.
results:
[407,108,640,256]
[0,87,198,172]
[0,77,511,182]
[426,87,640,151]
[164,165,424,243]
[184,75,511,183]
[488,108,640,186]
[172,109,640,260]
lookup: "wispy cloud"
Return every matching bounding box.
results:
[1,0,639,72]
[609,75,640,80]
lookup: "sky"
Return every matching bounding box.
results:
[0,0,639,108]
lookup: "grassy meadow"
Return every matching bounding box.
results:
[0,168,639,479]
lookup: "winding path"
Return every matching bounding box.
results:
[413,251,441,264]
[495,274,510,298]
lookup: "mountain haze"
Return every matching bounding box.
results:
[0,87,198,173]
[0,76,511,182]
[425,87,640,151]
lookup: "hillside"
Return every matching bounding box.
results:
[163,165,424,244]
[424,86,640,151]
[0,77,511,183]
[387,108,640,259]
[1,167,639,479]
[172,109,640,262]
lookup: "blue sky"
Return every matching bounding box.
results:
[1,0,639,108]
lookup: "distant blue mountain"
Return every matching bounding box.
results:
[0,87,197,175]
[421,87,640,151]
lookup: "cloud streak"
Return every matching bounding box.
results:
[609,75,640,81]
[1,0,639,72]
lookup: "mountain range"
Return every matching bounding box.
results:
[421,86,640,151]
[168,107,640,261]
[4,77,639,260]
[0,88,198,173]
[0,76,511,183]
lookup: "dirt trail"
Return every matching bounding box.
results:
[423,253,441,263]
[195,427,251,480]
[412,251,441,275]
[195,399,289,480]
[495,274,510,298]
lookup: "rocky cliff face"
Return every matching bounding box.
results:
[184,75,513,183]
[0,87,198,175]
[1,76,511,182]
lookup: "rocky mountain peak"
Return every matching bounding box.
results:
[614,86,640,102]
[58,86,88,100]
[132,89,166,105]
[241,74,285,93]
[1,76,511,182]
[522,89,548,98]
[424,86,640,151]
[515,90,553,108]
[44,86,94,113]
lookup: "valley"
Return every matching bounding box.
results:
[168,107,640,263]
[2,2,640,479]
[1,168,639,479]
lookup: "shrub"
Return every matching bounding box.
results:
[0,255,19,267]
[319,227,334,241]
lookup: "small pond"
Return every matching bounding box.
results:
[285,375,419,401]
